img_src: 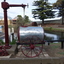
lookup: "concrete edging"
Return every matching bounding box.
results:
[0,57,64,64]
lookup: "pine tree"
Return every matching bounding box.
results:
[32,0,54,25]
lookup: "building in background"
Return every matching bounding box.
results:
[0,16,12,32]
[12,17,18,26]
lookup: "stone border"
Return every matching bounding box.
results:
[0,54,12,58]
[0,57,64,64]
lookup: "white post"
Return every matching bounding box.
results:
[45,42,48,46]
[12,28,14,33]
[8,28,11,42]
[23,7,25,17]
[8,28,11,36]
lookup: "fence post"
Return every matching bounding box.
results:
[11,28,14,41]
[11,33,14,40]
[61,41,64,49]
[48,42,50,45]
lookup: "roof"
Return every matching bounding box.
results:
[12,16,18,20]
[44,17,62,21]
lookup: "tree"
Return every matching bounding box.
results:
[32,0,54,25]
[14,15,31,32]
[53,0,62,16]
[16,15,31,26]
[24,15,31,24]
[53,0,64,24]
[16,15,24,26]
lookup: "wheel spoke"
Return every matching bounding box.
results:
[20,35,43,58]
[31,50,32,57]
[33,49,38,55]
[26,49,31,55]
[35,47,40,51]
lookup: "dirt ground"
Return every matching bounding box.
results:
[12,24,64,58]
[43,43,64,57]
[42,24,64,57]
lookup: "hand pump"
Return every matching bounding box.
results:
[1,0,28,48]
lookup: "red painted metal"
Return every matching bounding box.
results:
[20,36,43,58]
[1,2,9,9]
[9,4,26,8]
[1,1,27,49]
[1,2,10,48]
[4,9,9,46]
[30,44,35,49]
[0,46,9,56]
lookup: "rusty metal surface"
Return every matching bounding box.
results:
[18,26,44,43]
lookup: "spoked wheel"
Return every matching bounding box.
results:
[20,36,43,58]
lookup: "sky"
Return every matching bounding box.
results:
[0,0,57,21]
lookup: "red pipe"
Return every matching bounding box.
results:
[1,1,27,48]
[4,9,9,46]
[9,4,26,8]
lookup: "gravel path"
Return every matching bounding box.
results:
[14,48,49,58]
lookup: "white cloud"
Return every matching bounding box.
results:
[48,0,57,3]
[0,0,35,19]
[0,0,57,20]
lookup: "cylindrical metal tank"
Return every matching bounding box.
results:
[18,26,44,43]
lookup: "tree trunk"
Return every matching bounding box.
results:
[42,19,44,25]
[62,16,64,25]
[62,1,64,25]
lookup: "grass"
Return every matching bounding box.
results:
[50,42,61,45]
[58,52,64,55]
[0,39,16,45]
[50,43,61,49]
[50,42,61,49]
[44,27,64,32]
[44,42,64,57]
[10,40,16,45]
[0,40,5,45]
[51,45,59,49]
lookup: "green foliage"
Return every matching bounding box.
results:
[8,25,12,30]
[53,0,64,17]
[16,15,24,26]
[51,45,59,49]
[32,0,54,24]
[44,27,64,32]
[50,43,61,49]
[10,40,16,45]
[24,15,31,24]
[0,40,4,45]
[16,15,31,26]
[14,15,31,32]
[49,27,52,30]
[0,39,16,45]
[58,52,64,55]
[53,0,63,7]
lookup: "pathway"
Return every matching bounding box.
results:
[15,48,49,58]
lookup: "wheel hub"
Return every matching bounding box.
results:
[30,44,35,49]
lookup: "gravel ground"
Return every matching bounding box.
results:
[11,45,50,58]
[42,24,64,57]
[43,43,64,57]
